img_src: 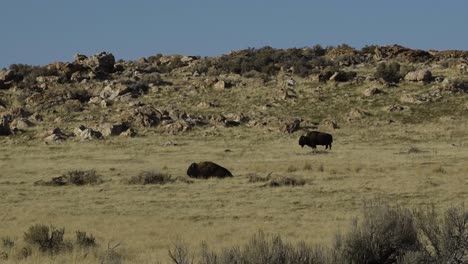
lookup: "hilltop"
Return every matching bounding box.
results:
[0,44,467,143]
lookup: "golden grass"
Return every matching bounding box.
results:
[1,120,468,263]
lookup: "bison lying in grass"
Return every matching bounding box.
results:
[299,131,333,150]
[187,161,233,179]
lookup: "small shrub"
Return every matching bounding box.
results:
[101,243,124,264]
[433,166,446,174]
[23,224,71,254]
[374,62,402,83]
[1,237,14,248]
[338,204,420,264]
[268,176,306,187]
[126,171,174,185]
[188,232,327,264]
[36,170,103,186]
[407,146,422,154]
[65,170,102,185]
[75,231,96,248]
[168,240,194,264]
[415,206,468,263]
[18,246,32,259]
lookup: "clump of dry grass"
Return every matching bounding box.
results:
[303,163,313,171]
[407,146,423,154]
[286,165,298,173]
[432,166,446,174]
[34,170,103,186]
[125,171,174,185]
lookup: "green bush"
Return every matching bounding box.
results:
[9,63,59,86]
[374,62,402,83]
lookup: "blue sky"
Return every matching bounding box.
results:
[1,0,467,68]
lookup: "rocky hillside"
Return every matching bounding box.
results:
[1,44,467,143]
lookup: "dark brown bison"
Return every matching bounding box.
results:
[186,161,233,179]
[299,131,333,150]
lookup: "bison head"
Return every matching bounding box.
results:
[298,136,307,148]
[187,163,198,177]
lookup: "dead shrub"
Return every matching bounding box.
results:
[23,224,72,254]
[168,240,194,264]
[267,176,306,187]
[75,231,96,248]
[35,170,103,186]
[247,173,271,183]
[414,206,468,264]
[126,171,174,185]
[337,204,420,264]
[407,146,423,154]
[100,242,124,264]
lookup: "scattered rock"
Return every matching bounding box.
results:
[280,119,301,134]
[163,121,192,135]
[213,80,231,90]
[100,83,130,101]
[404,70,432,83]
[120,128,136,137]
[74,125,103,140]
[347,108,371,122]
[99,123,129,137]
[10,118,34,130]
[320,119,339,130]
[386,105,407,112]
[43,127,68,143]
[197,102,218,109]
[75,52,116,75]
[363,87,384,97]
[399,94,419,104]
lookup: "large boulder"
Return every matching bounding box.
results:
[74,52,115,75]
[43,127,68,143]
[404,70,432,83]
[99,123,129,137]
[100,83,130,101]
[120,105,163,127]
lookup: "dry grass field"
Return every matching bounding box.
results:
[1,121,467,263]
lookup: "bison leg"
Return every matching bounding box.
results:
[329,144,332,150]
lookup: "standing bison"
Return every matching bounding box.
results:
[299,131,333,150]
[187,161,233,179]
